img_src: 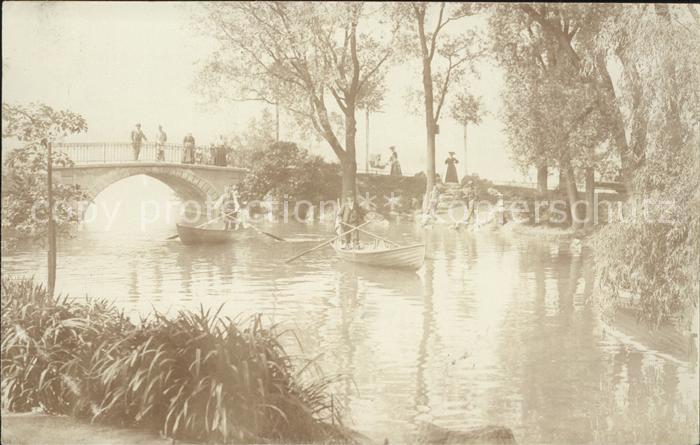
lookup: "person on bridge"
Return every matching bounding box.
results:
[215,135,229,166]
[444,152,459,183]
[156,125,167,161]
[388,146,402,176]
[182,133,195,164]
[130,123,147,161]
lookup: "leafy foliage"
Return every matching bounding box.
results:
[237,141,341,206]
[2,146,89,241]
[1,277,351,443]
[196,2,397,198]
[2,103,87,143]
[225,110,277,170]
[490,4,612,179]
[450,92,483,127]
[1,103,89,243]
[592,5,700,329]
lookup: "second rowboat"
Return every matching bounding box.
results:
[176,223,237,246]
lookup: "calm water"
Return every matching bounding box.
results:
[2,180,698,444]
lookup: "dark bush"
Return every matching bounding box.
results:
[1,277,350,443]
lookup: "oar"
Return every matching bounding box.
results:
[220,210,286,242]
[246,222,286,242]
[166,215,224,240]
[285,220,372,264]
[340,221,400,247]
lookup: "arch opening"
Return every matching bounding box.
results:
[82,174,194,234]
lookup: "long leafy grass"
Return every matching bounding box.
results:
[1,277,351,443]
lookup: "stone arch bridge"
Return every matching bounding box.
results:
[52,143,247,202]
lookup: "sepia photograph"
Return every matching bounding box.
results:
[1,2,698,444]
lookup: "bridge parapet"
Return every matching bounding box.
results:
[54,142,237,166]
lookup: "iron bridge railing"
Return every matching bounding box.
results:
[53,142,230,166]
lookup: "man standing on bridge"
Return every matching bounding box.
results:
[130,123,147,161]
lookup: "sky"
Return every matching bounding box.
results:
[2,1,529,183]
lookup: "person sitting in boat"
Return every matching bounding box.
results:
[337,196,365,249]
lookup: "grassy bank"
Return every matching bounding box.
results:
[0,278,352,444]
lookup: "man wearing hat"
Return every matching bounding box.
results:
[214,185,241,230]
[131,123,147,161]
[444,151,459,183]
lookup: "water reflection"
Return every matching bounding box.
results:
[1,223,697,444]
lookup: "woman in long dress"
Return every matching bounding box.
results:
[182,133,195,164]
[444,151,459,183]
[388,146,402,176]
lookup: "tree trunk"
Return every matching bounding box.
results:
[596,53,632,183]
[537,164,548,195]
[422,56,436,204]
[275,102,280,142]
[563,164,582,230]
[463,123,468,179]
[46,141,56,297]
[558,169,566,191]
[584,165,595,229]
[343,110,359,200]
[365,109,370,174]
[616,46,648,172]
[341,160,357,201]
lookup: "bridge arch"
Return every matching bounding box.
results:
[86,167,218,202]
[53,163,247,205]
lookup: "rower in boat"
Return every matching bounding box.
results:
[336,196,365,249]
[214,185,241,230]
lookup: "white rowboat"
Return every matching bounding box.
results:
[332,240,425,271]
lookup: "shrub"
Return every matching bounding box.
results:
[1,277,350,443]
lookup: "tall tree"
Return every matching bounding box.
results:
[449,92,483,180]
[398,2,482,196]
[357,77,385,173]
[197,2,395,199]
[491,4,613,227]
[2,103,88,296]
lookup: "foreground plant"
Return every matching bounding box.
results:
[1,277,351,443]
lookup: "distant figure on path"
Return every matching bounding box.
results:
[156,125,167,161]
[389,146,402,176]
[182,133,195,164]
[444,152,459,183]
[130,123,147,161]
[195,145,204,164]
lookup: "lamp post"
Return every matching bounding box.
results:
[43,138,56,297]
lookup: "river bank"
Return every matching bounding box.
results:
[1,412,517,445]
[1,412,174,445]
